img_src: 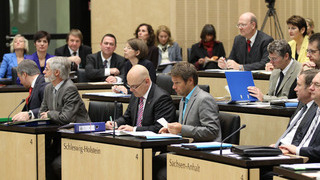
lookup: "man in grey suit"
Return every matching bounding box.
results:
[39,56,90,125]
[218,12,274,70]
[105,64,175,133]
[159,62,221,142]
[248,40,301,101]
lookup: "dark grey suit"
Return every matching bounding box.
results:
[39,79,90,125]
[22,74,47,118]
[228,30,274,70]
[85,51,125,82]
[115,83,176,133]
[54,44,92,68]
[179,86,221,142]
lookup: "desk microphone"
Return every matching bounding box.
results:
[220,124,246,155]
[8,99,26,122]
[113,100,117,138]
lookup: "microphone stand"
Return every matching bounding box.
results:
[7,99,26,123]
[220,124,246,156]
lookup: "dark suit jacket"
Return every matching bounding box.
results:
[39,79,91,125]
[115,83,176,133]
[54,44,92,68]
[228,30,274,70]
[22,74,47,118]
[85,51,126,81]
[147,45,159,69]
[190,41,226,70]
[300,107,320,162]
[123,59,157,85]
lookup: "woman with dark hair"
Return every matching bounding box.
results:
[0,34,28,78]
[190,24,225,70]
[134,23,159,69]
[156,25,182,73]
[113,38,156,94]
[286,15,309,63]
[25,30,54,73]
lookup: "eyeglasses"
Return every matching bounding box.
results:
[268,56,281,62]
[306,49,320,54]
[126,79,145,90]
[236,24,248,28]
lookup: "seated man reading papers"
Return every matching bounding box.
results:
[105,65,175,133]
[248,40,301,101]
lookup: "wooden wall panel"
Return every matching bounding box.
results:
[91,0,320,61]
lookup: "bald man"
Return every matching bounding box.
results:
[106,65,176,133]
[218,12,273,70]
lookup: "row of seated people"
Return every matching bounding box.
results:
[2,12,315,82]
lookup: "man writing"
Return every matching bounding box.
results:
[85,34,125,83]
[218,12,273,70]
[105,65,175,132]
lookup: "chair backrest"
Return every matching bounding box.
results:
[88,101,123,122]
[198,85,210,93]
[187,48,191,63]
[77,69,89,82]
[156,73,176,95]
[11,67,17,84]
[219,112,240,144]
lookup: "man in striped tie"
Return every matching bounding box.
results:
[106,64,176,132]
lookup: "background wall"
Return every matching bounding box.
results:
[91,0,319,60]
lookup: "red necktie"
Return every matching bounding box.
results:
[136,97,144,127]
[26,87,33,105]
[247,40,251,53]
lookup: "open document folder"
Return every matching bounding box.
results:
[225,71,258,103]
[97,130,182,139]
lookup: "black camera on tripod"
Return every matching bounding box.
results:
[265,0,275,9]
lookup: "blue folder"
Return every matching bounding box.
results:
[225,71,258,103]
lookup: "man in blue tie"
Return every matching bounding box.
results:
[159,62,221,142]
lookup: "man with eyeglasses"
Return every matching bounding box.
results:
[218,12,273,70]
[248,40,301,101]
[303,33,320,70]
[85,33,125,83]
[105,64,175,132]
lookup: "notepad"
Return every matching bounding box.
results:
[225,71,258,103]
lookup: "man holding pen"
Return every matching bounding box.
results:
[105,65,176,132]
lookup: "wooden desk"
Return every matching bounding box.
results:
[198,71,270,97]
[218,102,295,146]
[0,83,113,118]
[273,166,318,180]
[0,124,58,180]
[61,132,188,180]
[167,146,304,180]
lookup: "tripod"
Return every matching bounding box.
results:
[261,5,283,39]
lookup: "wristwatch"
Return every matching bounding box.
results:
[28,111,32,120]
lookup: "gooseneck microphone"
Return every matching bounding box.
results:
[220,124,246,155]
[8,99,26,122]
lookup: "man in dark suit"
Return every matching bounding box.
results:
[12,60,47,121]
[303,33,320,69]
[218,12,274,70]
[39,56,90,124]
[85,34,126,83]
[105,64,175,133]
[55,29,92,69]
[248,40,301,101]
[278,69,320,162]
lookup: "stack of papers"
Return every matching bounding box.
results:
[280,163,320,170]
[97,130,182,140]
[84,92,131,97]
[181,142,232,150]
